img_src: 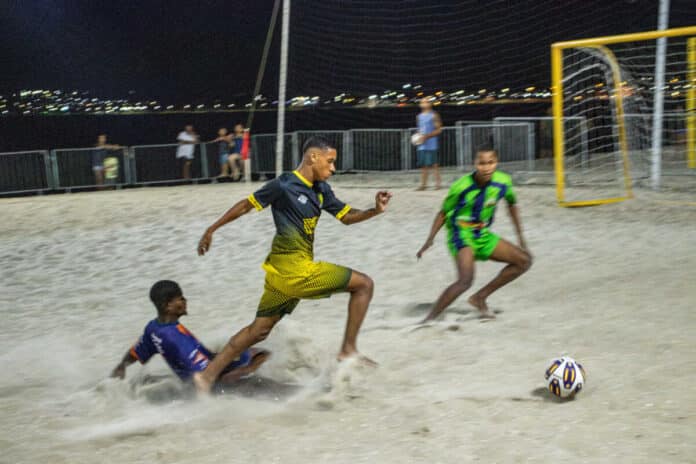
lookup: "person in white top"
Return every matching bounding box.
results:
[176,125,199,179]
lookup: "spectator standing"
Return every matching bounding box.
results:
[211,127,233,177]
[227,123,245,181]
[176,125,199,180]
[415,99,442,190]
[93,134,122,186]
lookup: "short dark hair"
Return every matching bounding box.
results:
[149,280,182,313]
[476,145,498,157]
[302,136,333,154]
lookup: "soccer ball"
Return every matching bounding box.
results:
[545,356,585,398]
[411,132,424,146]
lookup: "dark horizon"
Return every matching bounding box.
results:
[3,0,696,103]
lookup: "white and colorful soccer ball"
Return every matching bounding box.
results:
[545,356,586,398]
[411,132,424,146]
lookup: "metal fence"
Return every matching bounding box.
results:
[0,150,52,194]
[0,121,552,195]
[130,143,209,185]
[52,147,130,190]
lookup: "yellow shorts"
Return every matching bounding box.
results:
[256,260,352,318]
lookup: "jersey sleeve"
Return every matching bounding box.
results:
[441,182,461,213]
[130,332,156,364]
[248,178,283,211]
[504,179,517,205]
[321,185,351,220]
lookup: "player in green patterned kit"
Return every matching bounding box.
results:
[417,147,532,321]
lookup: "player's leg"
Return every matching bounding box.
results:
[219,153,230,177]
[194,314,282,393]
[339,270,376,364]
[422,247,475,322]
[215,348,271,385]
[228,154,241,180]
[194,286,299,393]
[94,167,104,186]
[468,238,532,313]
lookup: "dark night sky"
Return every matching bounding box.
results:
[2,0,696,101]
[0,0,277,101]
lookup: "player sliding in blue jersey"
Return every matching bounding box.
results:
[111,280,269,389]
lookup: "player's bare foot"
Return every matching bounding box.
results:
[248,351,270,371]
[337,351,378,367]
[468,294,496,320]
[192,372,214,394]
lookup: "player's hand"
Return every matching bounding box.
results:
[198,230,214,256]
[111,365,126,379]
[416,239,434,259]
[375,191,392,213]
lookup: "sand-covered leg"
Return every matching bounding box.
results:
[194,316,281,394]
[469,238,532,317]
[338,270,377,366]
[422,247,475,323]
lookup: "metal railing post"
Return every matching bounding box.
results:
[291,132,299,168]
[400,129,411,171]
[343,130,353,171]
[200,143,210,179]
[50,149,60,189]
[527,122,535,171]
[41,150,53,190]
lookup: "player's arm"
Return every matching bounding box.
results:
[339,191,392,225]
[198,198,255,255]
[507,203,528,251]
[417,210,446,258]
[110,349,138,379]
[421,112,443,141]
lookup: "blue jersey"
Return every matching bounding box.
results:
[231,136,244,154]
[417,112,438,151]
[130,319,250,380]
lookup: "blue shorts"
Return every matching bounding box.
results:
[219,349,253,375]
[417,149,438,167]
[219,153,230,166]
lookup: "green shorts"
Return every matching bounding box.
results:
[256,260,352,318]
[447,226,500,261]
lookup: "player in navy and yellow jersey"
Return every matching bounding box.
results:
[111,280,269,387]
[417,147,532,321]
[195,136,392,393]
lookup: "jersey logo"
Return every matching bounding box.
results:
[298,194,308,204]
[303,216,319,235]
[150,333,164,354]
[190,349,209,367]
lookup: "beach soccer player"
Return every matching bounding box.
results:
[111,280,269,388]
[195,136,392,393]
[416,147,532,321]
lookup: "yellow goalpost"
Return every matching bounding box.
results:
[552,26,696,207]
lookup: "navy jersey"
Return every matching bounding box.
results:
[131,320,252,381]
[231,136,244,154]
[130,320,213,380]
[248,171,351,263]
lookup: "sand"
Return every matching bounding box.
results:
[1,177,694,464]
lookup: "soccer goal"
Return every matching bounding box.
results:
[552,26,696,207]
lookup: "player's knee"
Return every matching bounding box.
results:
[453,276,472,293]
[363,275,375,293]
[351,272,374,294]
[519,252,532,272]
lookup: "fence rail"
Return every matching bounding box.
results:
[4,117,689,196]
